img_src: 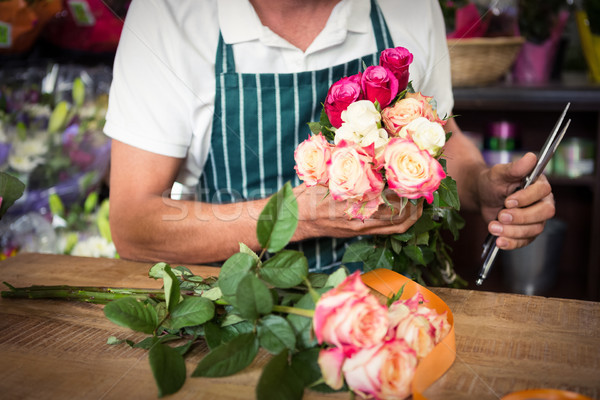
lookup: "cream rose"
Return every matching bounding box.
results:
[381,97,424,137]
[399,117,446,157]
[342,338,417,400]
[327,140,384,203]
[313,271,389,354]
[382,138,446,204]
[294,133,332,186]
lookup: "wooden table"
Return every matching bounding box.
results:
[1,253,599,400]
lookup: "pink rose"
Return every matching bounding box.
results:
[344,195,384,221]
[342,338,417,400]
[390,293,451,347]
[404,92,446,126]
[380,47,414,90]
[327,140,384,203]
[324,74,363,128]
[318,347,346,390]
[381,98,424,137]
[313,271,389,355]
[361,66,399,109]
[382,138,446,204]
[294,133,332,186]
[387,302,436,359]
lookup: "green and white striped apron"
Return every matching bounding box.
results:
[199,0,393,273]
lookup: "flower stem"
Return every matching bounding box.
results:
[1,283,167,304]
[272,304,314,318]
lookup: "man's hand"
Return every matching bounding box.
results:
[293,184,423,241]
[478,152,555,250]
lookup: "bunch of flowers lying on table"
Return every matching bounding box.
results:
[1,183,454,400]
[294,46,466,287]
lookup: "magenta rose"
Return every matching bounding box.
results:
[294,133,332,186]
[342,338,417,400]
[380,46,414,90]
[313,271,389,355]
[382,138,446,204]
[361,66,399,109]
[324,74,363,128]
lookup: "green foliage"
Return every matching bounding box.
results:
[0,172,25,220]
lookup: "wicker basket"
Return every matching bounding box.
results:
[447,37,525,87]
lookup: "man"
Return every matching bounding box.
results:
[104,0,554,273]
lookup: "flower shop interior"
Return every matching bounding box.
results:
[1,0,600,303]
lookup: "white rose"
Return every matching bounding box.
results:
[399,117,446,157]
[359,126,389,153]
[340,100,381,136]
[334,123,361,146]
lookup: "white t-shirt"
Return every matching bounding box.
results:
[104,0,454,192]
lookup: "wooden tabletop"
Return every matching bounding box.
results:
[1,253,599,400]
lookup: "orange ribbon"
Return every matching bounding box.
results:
[361,268,456,400]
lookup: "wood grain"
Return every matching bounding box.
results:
[1,253,599,400]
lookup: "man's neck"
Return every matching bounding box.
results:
[248,0,342,52]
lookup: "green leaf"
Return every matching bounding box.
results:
[48,101,69,133]
[256,350,305,400]
[83,191,98,214]
[235,273,273,320]
[205,321,254,350]
[290,348,323,387]
[103,297,158,334]
[324,267,348,289]
[148,262,171,279]
[403,245,426,266]
[149,342,187,397]
[306,273,328,288]
[438,176,460,210]
[0,172,25,220]
[287,292,319,349]
[256,182,298,253]
[218,252,256,305]
[163,265,181,312]
[441,208,466,241]
[239,242,261,266]
[192,332,258,377]
[72,77,85,108]
[342,240,393,271]
[200,286,222,301]
[259,250,308,289]
[307,121,322,135]
[258,315,296,354]
[169,296,215,331]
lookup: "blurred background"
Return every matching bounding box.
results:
[0,0,599,300]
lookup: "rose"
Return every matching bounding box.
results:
[327,140,384,203]
[294,133,332,186]
[404,92,446,126]
[342,338,417,400]
[380,46,414,90]
[382,138,446,204]
[381,97,424,137]
[324,74,363,128]
[361,66,399,109]
[313,271,389,354]
[387,301,436,359]
[398,117,446,157]
[334,100,389,154]
[401,293,451,344]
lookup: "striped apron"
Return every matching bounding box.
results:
[199,0,393,273]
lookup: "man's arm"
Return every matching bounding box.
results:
[109,140,422,264]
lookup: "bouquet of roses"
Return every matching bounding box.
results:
[294,46,465,287]
[2,182,454,400]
